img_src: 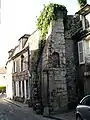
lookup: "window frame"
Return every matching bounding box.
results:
[78,40,85,64]
[21,55,24,71]
[80,96,90,106]
[13,61,16,73]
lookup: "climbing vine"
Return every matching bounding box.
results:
[33,3,67,69]
[37,3,67,40]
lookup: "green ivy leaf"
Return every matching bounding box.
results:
[36,3,67,51]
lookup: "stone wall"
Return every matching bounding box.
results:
[30,11,78,113]
[39,11,68,112]
[28,30,40,72]
[65,38,76,101]
[65,16,77,108]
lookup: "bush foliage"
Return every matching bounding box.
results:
[0,86,6,93]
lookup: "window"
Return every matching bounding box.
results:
[19,81,21,96]
[81,96,90,106]
[26,80,28,98]
[21,55,24,71]
[85,13,90,28]
[23,57,28,70]
[13,61,16,72]
[86,97,90,106]
[78,40,85,64]
[14,81,16,96]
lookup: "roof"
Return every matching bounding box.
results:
[11,46,29,60]
[75,4,90,16]
[0,67,7,74]
[8,49,14,53]
[8,45,19,59]
[18,34,30,41]
[6,30,38,64]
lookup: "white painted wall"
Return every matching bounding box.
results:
[6,60,13,99]
[0,73,6,86]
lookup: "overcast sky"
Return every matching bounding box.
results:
[0,0,90,67]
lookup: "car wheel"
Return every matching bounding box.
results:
[76,116,83,120]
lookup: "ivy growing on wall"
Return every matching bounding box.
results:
[34,3,67,69]
[37,3,67,40]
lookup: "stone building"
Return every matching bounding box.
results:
[30,7,77,114]
[30,4,90,114]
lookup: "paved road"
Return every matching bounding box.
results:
[0,94,55,120]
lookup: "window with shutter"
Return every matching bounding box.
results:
[23,57,26,71]
[85,40,90,63]
[78,40,85,64]
[13,61,16,73]
[85,13,90,28]
[21,55,24,71]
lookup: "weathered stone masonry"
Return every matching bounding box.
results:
[33,10,77,113]
[65,16,77,106]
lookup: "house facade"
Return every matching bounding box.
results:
[6,34,31,102]
[71,4,90,98]
[12,34,31,103]
[6,48,16,99]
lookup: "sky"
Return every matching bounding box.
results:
[0,0,90,67]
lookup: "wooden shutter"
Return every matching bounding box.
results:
[78,40,85,64]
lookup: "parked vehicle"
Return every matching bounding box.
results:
[76,95,90,120]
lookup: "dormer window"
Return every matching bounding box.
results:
[8,49,13,58]
[75,4,90,30]
[18,34,30,50]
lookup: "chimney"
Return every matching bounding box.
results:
[8,49,14,58]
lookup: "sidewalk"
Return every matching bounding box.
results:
[50,110,76,120]
[4,98,53,120]
[4,98,76,120]
[4,98,29,109]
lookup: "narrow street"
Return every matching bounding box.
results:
[0,94,55,120]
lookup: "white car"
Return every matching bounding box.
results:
[76,95,90,120]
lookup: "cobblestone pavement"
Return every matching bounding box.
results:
[0,94,55,120]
